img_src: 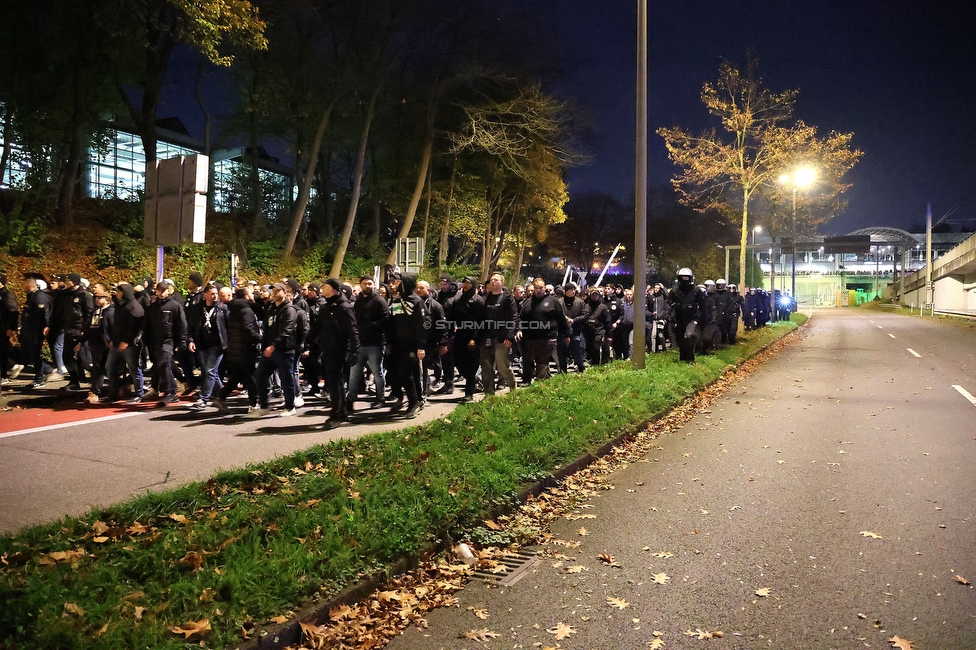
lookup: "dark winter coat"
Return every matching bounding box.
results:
[111,284,145,347]
[263,300,298,353]
[353,291,390,348]
[147,294,187,349]
[225,298,262,364]
[387,273,429,350]
[61,286,94,337]
[317,293,359,364]
[482,289,519,343]
[188,299,228,351]
[446,287,484,345]
[519,292,568,341]
[22,289,51,338]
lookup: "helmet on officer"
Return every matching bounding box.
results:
[676,267,694,289]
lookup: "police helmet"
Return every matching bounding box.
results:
[704,279,715,287]
[677,267,693,280]
[716,279,727,287]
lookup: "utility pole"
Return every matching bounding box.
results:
[632,0,647,369]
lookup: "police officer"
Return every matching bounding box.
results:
[668,268,705,363]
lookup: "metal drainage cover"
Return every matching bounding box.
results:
[472,551,541,586]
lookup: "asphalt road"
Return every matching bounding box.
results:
[387,308,976,650]
[0,386,469,535]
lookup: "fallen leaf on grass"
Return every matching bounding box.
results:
[889,636,913,649]
[860,531,883,539]
[547,622,577,640]
[652,572,670,584]
[169,513,189,525]
[755,588,771,597]
[483,519,502,530]
[170,619,211,640]
[63,602,85,618]
[955,575,971,586]
[607,596,630,609]
[269,614,289,624]
[463,628,501,642]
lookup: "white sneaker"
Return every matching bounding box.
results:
[47,371,64,381]
[278,408,297,418]
[9,364,24,379]
[247,407,271,418]
[294,396,305,408]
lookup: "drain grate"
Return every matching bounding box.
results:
[471,551,541,586]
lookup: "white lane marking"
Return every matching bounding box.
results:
[888,333,896,339]
[0,412,144,439]
[953,385,976,407]
[907,348,922,358]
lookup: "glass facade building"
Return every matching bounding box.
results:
[85,129,198,200]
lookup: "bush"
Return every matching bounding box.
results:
[92,236,140,269]
[0,192,48,256]
[245,239,281,276]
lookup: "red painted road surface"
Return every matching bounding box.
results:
[0,394,160,434]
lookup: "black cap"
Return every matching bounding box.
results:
[564,282,578,292]
[324,278,342,293]
[67,272,82,286]
[285,278,301,294]
[461,276,475,285]
[189,271,204,287]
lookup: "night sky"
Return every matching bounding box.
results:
[552,0,976,234]
[160,1,976,235]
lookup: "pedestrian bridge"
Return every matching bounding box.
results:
[899,231,976,311]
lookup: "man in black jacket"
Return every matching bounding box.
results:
[21,275,52,388]
[103,283,146,404]
[251,283,299,418]
[346,275,389,409]
[557,282,588,373]
[147,281,187,405]
[212,286,262,414]
[83,290,114,401]
[479,273,518,395]
[583,287,611,365]
[446,277,484,402]
[187,283,228,409]
[61,273,94,391]
[517,277,569,384]
[386,272,428,418]
[318,278,359,427]
[415,280,448,400]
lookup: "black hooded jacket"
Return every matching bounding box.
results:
[317,292,359,363]
[225,297,262,363]
[111,284,145,347]
[388,273,429,349]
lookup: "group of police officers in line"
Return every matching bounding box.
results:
[0,267,786,429]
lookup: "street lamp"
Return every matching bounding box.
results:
[778,167,817,309]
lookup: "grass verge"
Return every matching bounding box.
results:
[0,317,804,649]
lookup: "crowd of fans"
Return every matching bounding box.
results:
[0,267,788,428]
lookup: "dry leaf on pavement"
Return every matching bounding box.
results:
[468,607,489,620]
[566,565,588,573]
[684,628,722,640]
[648,638,665,649]
[652,572,670,584]
[463,628,501,642]
[547,622,577,640]
[755,588,771,597]
[607,596,630,609]
[955,575,971,586]
[598,553,621,567]
[860,531,883,539]
[889,636,913,650]
[577,527,590,536]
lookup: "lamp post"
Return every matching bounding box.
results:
[751,226,762,286]
[778,167,816,309]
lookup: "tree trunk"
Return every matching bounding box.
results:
[57,121,84,228]
[329,89,378,278]
[420,161,433,254]
[438,156,457,271]
[385,112,435,265]
[0,108,11,184]
[369,196,381,248]
[247,117,261,232]
[284,103,334,258]
[512,225,526,287]
[738,187,751,291]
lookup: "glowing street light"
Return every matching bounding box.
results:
[778,167,818,309]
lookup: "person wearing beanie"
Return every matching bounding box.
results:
[443,276,483,402]
[83,288,114,402]
[147,279,188,405]
[317,277,359,427]
[59,272,94,391]
[102,284,146,404]
[385,272,428,418]
[186,282,228,409]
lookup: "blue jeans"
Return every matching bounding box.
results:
[255,350,296,409]
[199,346,224,401]
[346,345,384,403]
[106,345,144,399]
[51,331,65,371]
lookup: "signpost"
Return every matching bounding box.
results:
[144,154,209,281]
